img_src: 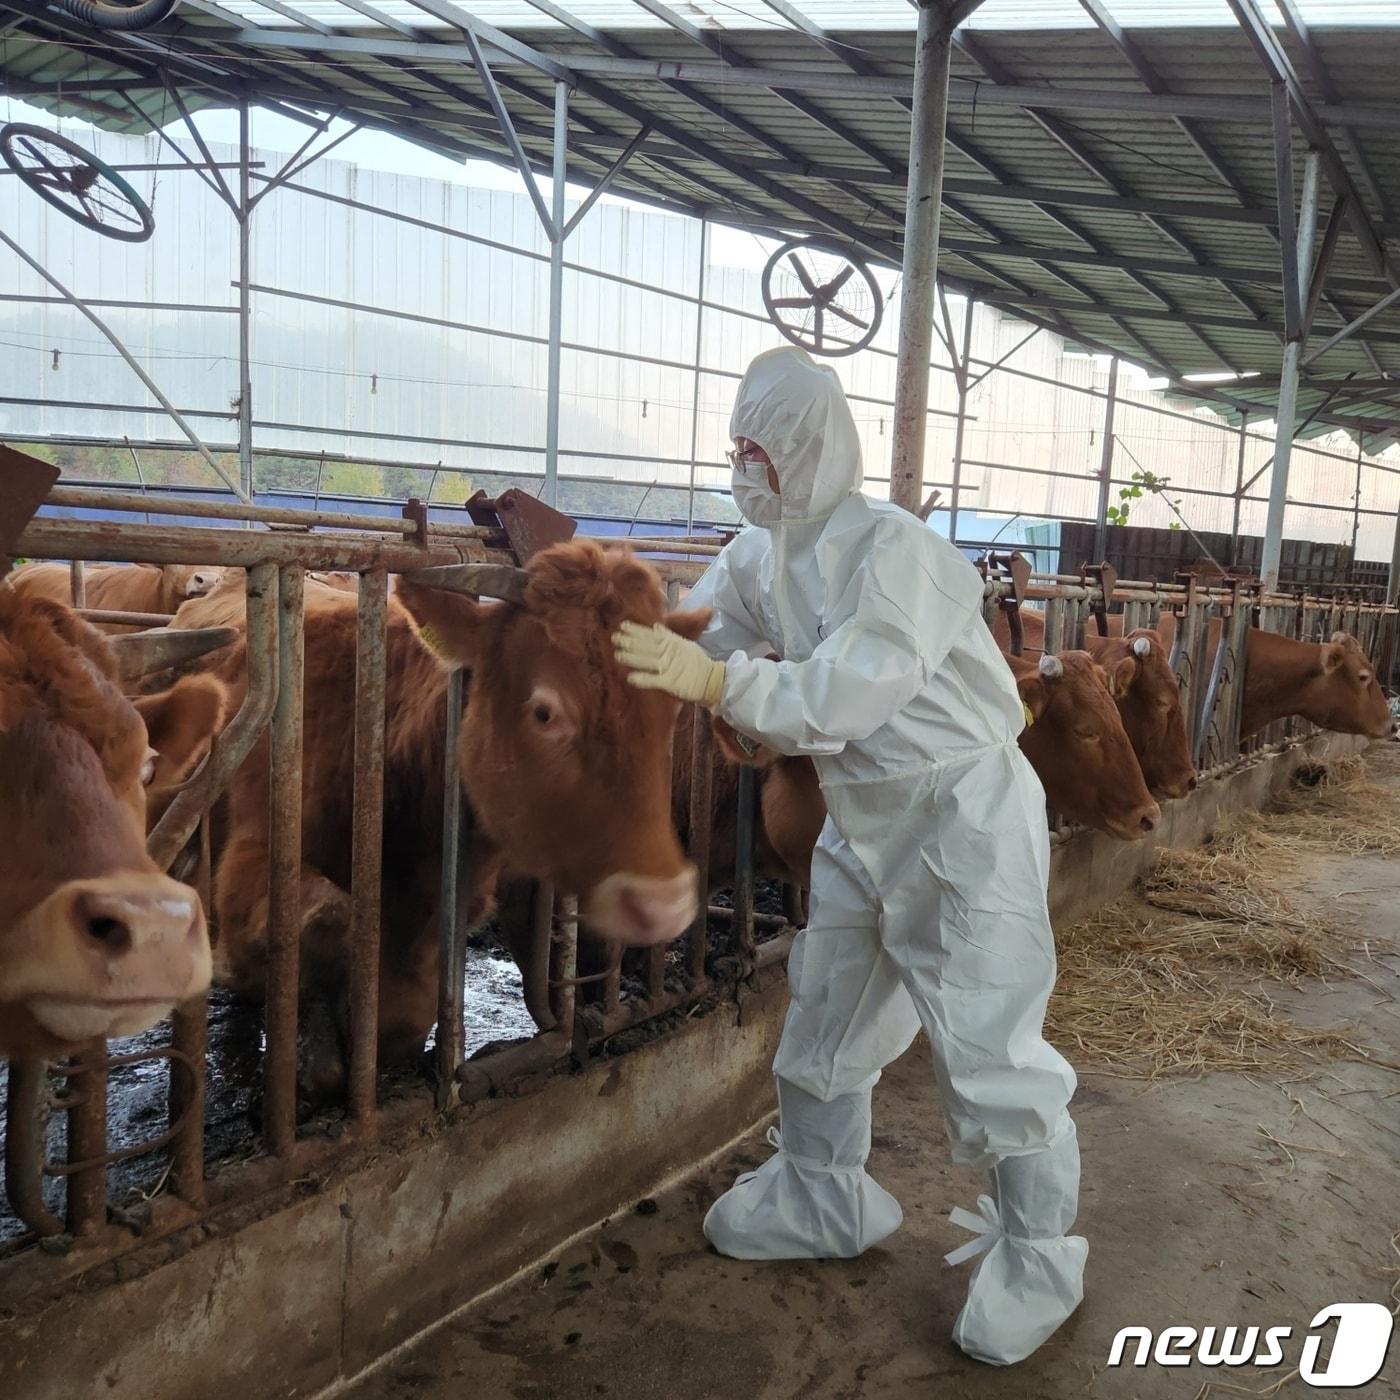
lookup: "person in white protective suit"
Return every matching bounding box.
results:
[611,345,1087,1366]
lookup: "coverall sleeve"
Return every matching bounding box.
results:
[681,541,775,662]
[717,529,983,757]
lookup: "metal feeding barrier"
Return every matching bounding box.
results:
[0,499,1395,1296]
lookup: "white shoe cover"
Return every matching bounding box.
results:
[704,1078,903,1261]
[948,1125,1088,1366]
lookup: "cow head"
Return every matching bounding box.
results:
[1012,651,1162,841]
[396,542,708,947]
[0,592,212,1060]
[1097,629,1196,800]
[1295,632,1392,739]
[181,567,228,599]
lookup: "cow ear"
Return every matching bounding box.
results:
[711,713,773,768]
[665,607,712,642]
[1321,641,1347,674]
[133,674,230,789]
[394,580,486,668]
[1109,655,1138,699]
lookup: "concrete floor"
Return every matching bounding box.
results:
[343,754,1400,1400]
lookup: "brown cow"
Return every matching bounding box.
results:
[211,542,708,1070]
[11,561,231,622]
[1115,611,1390,742]
[1006,650,1161,840]
[0,590,215,1059]
[991,608,1195,800]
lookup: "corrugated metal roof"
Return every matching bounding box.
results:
[2,1,1399,442]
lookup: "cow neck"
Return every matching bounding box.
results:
[1240,628,1316,735]
[383,618,468,837]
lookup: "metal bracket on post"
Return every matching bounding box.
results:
[1083,561,1117,637]
[463,488,576,564]
[401,496,429,549]
[0,445,60,581]
[981,549,1030,655]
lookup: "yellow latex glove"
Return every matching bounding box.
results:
[613,621,726,708]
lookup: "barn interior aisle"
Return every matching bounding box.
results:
[345,750,1400,1400]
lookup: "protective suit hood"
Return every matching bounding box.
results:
[728,346,862,527]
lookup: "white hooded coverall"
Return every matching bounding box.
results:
[687,346,1087,1367]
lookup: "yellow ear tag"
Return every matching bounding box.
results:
[1022,700,1035,730]
[416,623,450,661]
[735,731,759,758]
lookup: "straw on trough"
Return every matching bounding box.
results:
[1047,756,1396,1080]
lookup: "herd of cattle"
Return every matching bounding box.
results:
[1,547,1392,1088]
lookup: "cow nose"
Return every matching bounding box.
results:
[1186,774,1199,790]
[1138,804,1161,835]
[583,868,698,947]
[187,571,220,596]
[66,879,203,958]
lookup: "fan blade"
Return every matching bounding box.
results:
[771,296,817,309]
[822,265,855,297]
[828,303,869,330]
[812,308,824,350]
[787,253,818,294]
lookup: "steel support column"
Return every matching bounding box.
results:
[685,219,708,534]
[947,294,973,546]
[237,100,254,503]
[891,2,959,515]
[1389,495,1400,607]
[1092,357,1120,561]
[1231,410,1249,565]
[1262,133,1323,593]
[544,82,568,508]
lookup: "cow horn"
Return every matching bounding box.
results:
[1132,635,1152,658]
[401,563,529,605]
[1038,653,1064,680]
[110,626,240,680]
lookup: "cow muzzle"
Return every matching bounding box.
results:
[1107,799,1162,842]
[581,866,699,947]
[186,569,223,597]
[10,874,212,1044]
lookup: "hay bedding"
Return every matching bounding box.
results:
[1047,756,1400,1080]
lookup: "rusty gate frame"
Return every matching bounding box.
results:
[1,501,1396,1299]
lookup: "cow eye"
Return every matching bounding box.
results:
[533,703,552,725]
[1075,729,1100,743]
[139,750,158,786]
[1359,673,1371,685]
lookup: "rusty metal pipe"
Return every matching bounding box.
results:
[455,1029,571,1103]
[169,817,212,1205]
[731,764,757,965]
[4,1060,63,1237]
[550,895,579,1051]
[530,880,558,1032]
[348,568,388,1127]
[706,905,789,930]
[18,519,506,572]
[45,485,502,541]
[435,666,468,1103]
[147,563,278,870]
[68,558,86,607]
[77,608,175,627]
[263,565,305,1158]
[65,1041,108,1236]
[684,710,714,986]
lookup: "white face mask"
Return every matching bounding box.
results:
[731,466,783,527]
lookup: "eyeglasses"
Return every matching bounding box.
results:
[726,444,768,477]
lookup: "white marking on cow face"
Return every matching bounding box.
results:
[1038,653,1064,680]
[1132,636,1151,658]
